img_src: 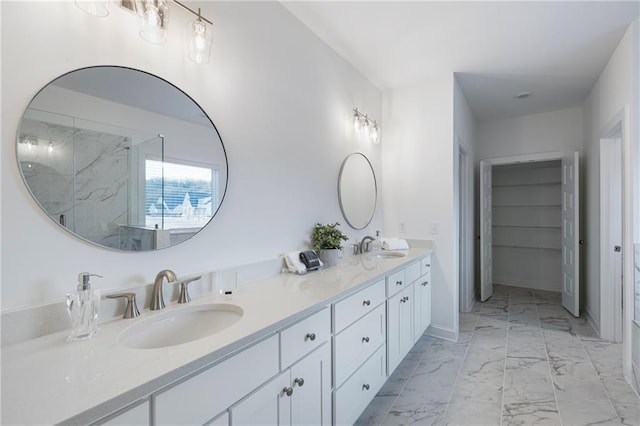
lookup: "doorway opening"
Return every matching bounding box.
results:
[479,152,580,316]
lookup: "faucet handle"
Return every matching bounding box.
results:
[107,293,140,319]
[178,276,202,304]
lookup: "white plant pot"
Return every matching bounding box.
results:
[319,249,341,267]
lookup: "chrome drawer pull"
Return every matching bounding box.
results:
[283,387,293,397]
[294,377,305,387]
[362,384,370,391]
[305,332,316,341]
[362,336,370,343]
[363,300,371,306]
[396,280,403,286]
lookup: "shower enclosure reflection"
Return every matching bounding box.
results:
[19,113,221,251]
[16,66,227,251]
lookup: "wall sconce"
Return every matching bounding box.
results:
[353,108,380,144]
[186,8,214,64]
[74,0,110,17]
[75,0,214,64]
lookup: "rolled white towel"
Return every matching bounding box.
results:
[381,237,409,251]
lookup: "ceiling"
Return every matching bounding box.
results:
[281,1,639,122]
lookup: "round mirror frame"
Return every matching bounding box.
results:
[338,152,377,230]
[16,66,228,251]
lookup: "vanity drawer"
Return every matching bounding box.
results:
[421,255,432,276]
[386,269,406,297]
[333,344,386,426]
[280,307,330,369]
[334,303,385,386]
[154,334,279,425]
[405,260,422,284]
[333,279,385,333]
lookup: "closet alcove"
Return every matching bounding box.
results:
[491,160,562,292]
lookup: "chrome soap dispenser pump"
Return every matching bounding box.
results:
[65,272,102,341]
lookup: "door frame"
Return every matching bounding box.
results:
[458,143,473,312]
[600,121,624,342]
[599,107,633,386]
[479,151,579,307]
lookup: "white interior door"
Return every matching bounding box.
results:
[480,160,493,302]
[561,152,580,316]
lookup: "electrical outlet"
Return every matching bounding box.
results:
[430,222,440,235]
[399,222,407,233]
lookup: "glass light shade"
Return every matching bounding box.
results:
[139,0,169,44]
[371,124,380,144]
[362,120,370,141]
[74,0,110,17]
[353,111,361,132]
[187,18,213,64]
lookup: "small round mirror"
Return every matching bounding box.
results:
[338,153,377,230]
[16,66,227,251]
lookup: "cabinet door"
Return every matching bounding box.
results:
[97,400,149,426]
[413,274,431,342]
[290,344,331,426]
[230,371,291,426]
[387,285,414,375]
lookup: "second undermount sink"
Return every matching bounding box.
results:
[368,251,407,259]
[119,303,243,349]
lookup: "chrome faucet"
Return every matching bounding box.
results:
[150,269,178,310]
[359,236,375,254]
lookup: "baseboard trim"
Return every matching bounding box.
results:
[426,325,458,342]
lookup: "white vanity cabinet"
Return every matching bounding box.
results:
[95,400,149,426]
[230,343,331,426]
[154,335,279,425]
[413,255,432,341]
[231,308,332,426]
[387,284,414,374]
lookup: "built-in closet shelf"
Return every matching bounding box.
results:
[492,225,561,230]
[493,182,561,188]
[493,244,561,251]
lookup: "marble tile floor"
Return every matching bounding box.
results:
[356,285,640,426]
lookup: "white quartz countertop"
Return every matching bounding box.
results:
[1,247,431,425]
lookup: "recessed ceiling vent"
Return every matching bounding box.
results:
[514,91,533,99]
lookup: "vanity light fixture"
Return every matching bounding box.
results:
[138,0,169,44]
[353,108,381,144]
[74,0,110,17]
[184,7,214,64]
[76,0,214,63]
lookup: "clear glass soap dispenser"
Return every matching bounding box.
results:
[65,272,102,341]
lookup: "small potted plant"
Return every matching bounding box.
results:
[312,222,349,267]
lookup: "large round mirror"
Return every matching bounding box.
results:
[16,66,227,251]
[338,153,377,230]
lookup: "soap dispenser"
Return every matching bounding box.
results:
[65,272,102,341]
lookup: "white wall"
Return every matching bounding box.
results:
[454,77,477,312]
[583,20,639,393]
[1,2,382,310]
[382,75,458,340]
[477,107,583,161]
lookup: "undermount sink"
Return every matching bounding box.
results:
[369,251,407,259]
[119,303,243,349]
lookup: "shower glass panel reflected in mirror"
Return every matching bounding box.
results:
[18,110,220,251]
